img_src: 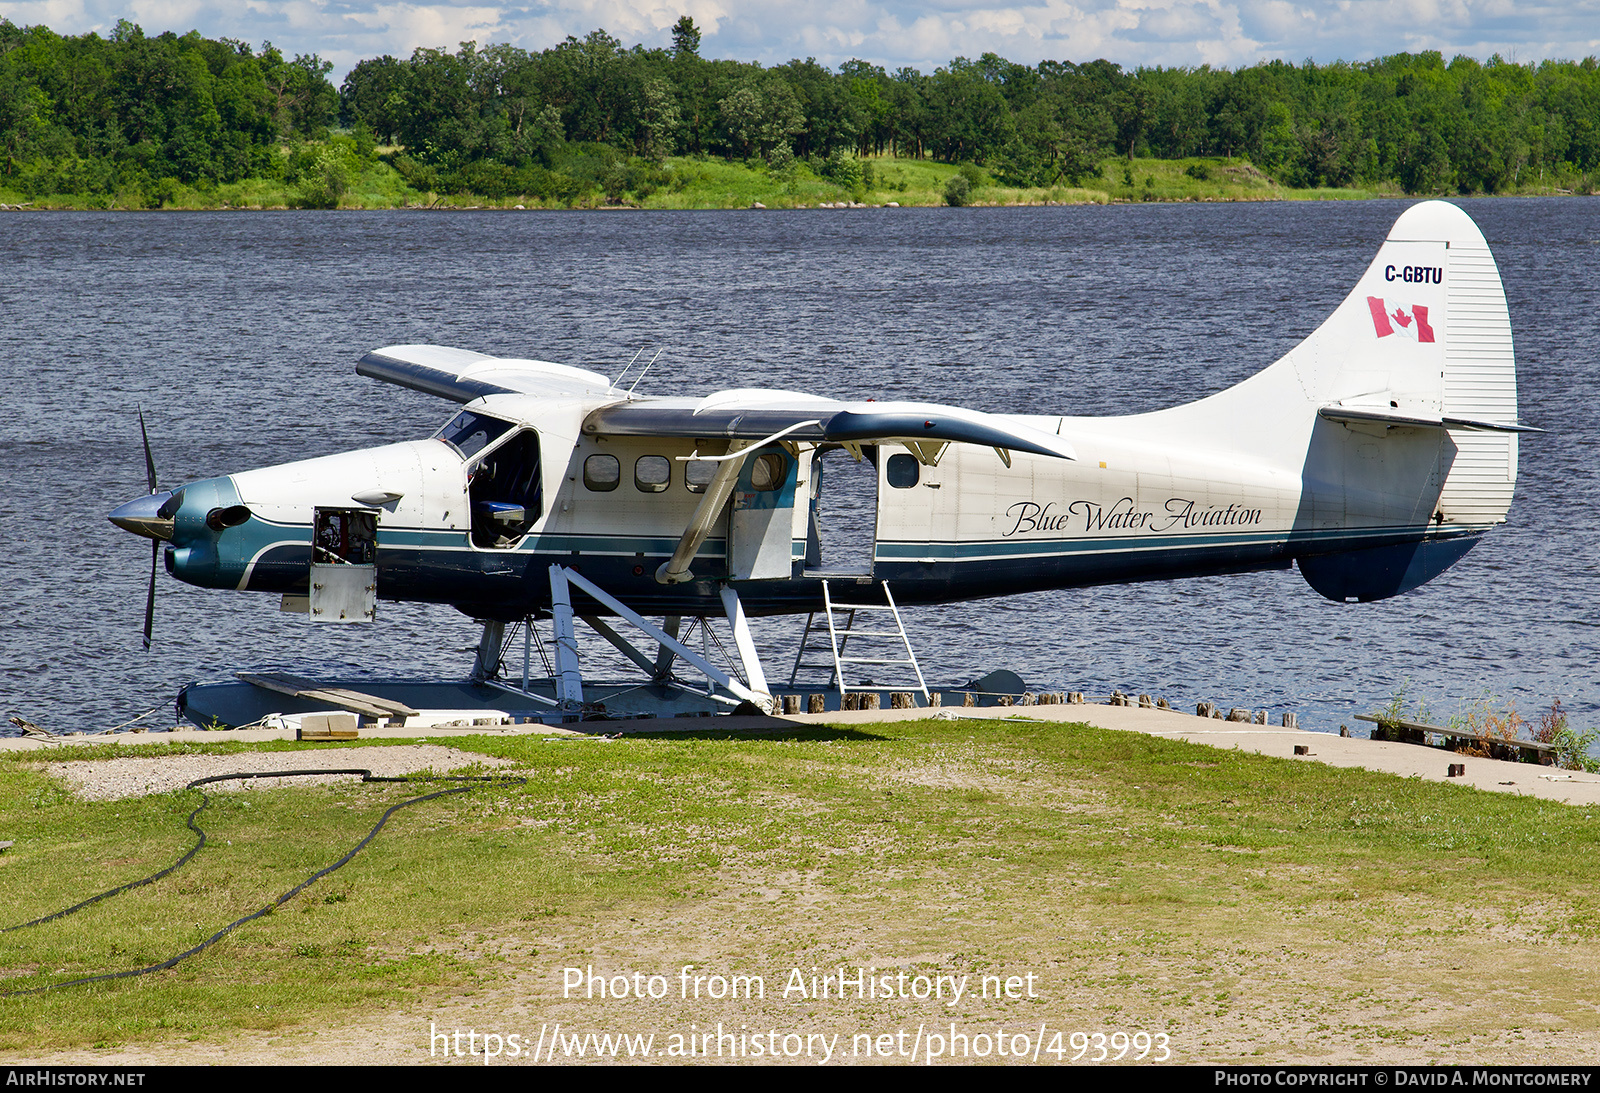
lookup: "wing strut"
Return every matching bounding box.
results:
[656,441,751,584]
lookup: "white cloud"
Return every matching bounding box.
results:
[0,0,91,31]
[355,3,507,51]
[2,0,1596,77]
[125,0,204,27]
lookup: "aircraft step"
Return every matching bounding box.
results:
[785,581,929,701]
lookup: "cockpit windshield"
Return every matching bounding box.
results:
[435,410,514,459]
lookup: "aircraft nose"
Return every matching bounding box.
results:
[108,490,177,541]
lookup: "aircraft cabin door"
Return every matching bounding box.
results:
[467,429,543,549]
[804,445,878,578]
[728,447,799,580]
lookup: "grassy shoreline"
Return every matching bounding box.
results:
[5,154,1585,212]
[2,720,1598,1063]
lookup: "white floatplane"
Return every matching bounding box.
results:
[109,200,1533,721]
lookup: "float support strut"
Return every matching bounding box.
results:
[556,565,768,710]
[470,620,506,683]
[720,585,770,705]
[548,566,584,708]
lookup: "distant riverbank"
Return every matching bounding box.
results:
[12,153,1581,212]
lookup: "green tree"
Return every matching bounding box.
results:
[925,61,1013,163]
[671,16,701,60]
[340,55,406,143]
[717,71,803,160]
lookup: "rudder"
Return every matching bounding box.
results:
[1295,201,1521,601]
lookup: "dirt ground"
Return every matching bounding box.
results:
[17,883,1600,1066]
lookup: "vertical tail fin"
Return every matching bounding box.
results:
[1124,201,1523,602]
[1294,201,1522,600]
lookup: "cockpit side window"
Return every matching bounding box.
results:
[437,410,515,460]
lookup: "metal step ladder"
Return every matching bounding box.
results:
[787,581,929,701]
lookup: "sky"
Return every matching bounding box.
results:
[1,0,1597,81]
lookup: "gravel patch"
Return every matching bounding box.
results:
[46,746,513,801]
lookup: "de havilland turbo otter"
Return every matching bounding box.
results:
[109,201,1533,718]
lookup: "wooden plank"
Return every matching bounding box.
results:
[236,671,311,698]
[236,672,416,719]
[317,688,418,717]
[1354,714,1554,753]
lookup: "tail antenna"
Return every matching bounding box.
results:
[627,349,665,395]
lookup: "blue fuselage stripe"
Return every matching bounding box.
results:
[221,517,1474,619]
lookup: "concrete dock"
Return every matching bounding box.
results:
[5,701,1598,807]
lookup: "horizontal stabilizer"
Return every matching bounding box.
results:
[1317,406,1541,433]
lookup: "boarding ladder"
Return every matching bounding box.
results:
[787,581,929,702]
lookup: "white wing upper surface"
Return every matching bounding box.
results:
[359,346,1075,461]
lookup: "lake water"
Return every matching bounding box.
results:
[2,198,1595,738]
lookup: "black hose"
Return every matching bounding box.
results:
[2,767,525,996]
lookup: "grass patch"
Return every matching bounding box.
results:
[1094,157,1384,203]
[2,722,1598,1060]
[7,154,1591,211]
[0,155,1400,212]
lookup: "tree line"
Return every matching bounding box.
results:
[3,15,1598,203]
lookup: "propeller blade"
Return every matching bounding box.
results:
[143,539,158,651]
[138,408,158,495]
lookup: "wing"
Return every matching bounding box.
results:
[358,345,618,402]
[358,347,1076,461]
[584,391,1077,461]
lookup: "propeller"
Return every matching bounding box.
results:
[109,412,181,650]
[138,410,159,651]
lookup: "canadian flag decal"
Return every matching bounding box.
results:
[1367,297,1436,343]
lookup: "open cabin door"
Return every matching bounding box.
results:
[468,428,543,549]
[728,447,799,580]
[804,444,879,578]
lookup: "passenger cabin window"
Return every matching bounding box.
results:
[635,455,670,493]
[437,410,514,460]
[468,430,542,549]
[748,452,786,491]
[886,453,920,489]
[684,459,717,494]
[584,454,620,491]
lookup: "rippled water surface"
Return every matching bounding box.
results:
[3,199,1595,735]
